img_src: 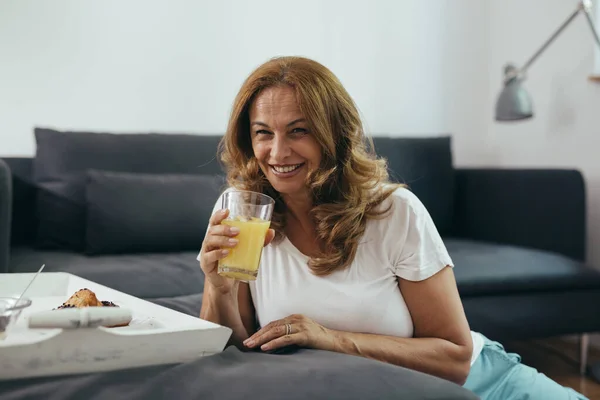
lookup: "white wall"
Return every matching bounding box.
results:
[0,0,488,157]
[479,0,600,266]
[5,0,599,265]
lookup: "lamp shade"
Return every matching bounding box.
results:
[495,77,534,121]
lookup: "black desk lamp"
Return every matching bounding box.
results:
[495,0,600,121]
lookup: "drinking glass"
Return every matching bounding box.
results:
[217,190,275,281]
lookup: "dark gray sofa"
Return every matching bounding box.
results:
[2,128,600,365]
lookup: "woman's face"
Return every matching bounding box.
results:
[249,85,322,200]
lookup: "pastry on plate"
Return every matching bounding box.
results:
[56,288,130,327]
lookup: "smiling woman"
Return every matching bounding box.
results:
[198,56,588,400]
[217,56,397,273]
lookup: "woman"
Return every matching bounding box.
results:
[198,56,587,400]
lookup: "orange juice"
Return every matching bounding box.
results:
[218,216,271,281]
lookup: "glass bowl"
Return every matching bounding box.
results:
[0,297,33,335]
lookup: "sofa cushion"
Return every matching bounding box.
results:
[150,293,204,317]
[9,248,204,299]
[32,128,225,251]
[371,136,454,234]
[447,238,600,296]
[85,170,225,255]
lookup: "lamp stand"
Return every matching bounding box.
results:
[505,0,600,84]
[495,0,600,121]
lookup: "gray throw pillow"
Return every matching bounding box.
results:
[33,128,225,251]
[85,170,225,255]
[0,346,479,400]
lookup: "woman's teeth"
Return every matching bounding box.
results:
[272,164,302,173]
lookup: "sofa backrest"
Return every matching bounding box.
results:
[3,130,455,252]
[372,136,455,234]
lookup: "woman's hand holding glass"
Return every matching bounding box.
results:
[200,209,274,293]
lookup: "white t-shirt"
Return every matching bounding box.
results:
[198,187,483,366]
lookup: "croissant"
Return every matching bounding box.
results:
[56,288,129,327]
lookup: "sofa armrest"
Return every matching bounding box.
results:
[0,159,12,273]
[450,168,586,261]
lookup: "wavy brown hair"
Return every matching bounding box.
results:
[218,56,404,276]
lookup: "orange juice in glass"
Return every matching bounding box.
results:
[218,190,275,281]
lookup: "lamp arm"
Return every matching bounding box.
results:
[518,3,584,76]
[508,0,600,81]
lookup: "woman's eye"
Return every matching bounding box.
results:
[255,130,272,135]
[291,128,307,134]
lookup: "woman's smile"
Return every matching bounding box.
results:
[270,162,306,177]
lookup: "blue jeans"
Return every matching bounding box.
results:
[464,335,588,400]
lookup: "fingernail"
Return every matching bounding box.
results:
[230,227,240,234]
[221,250,229,256]
[245,340,255,347]
[220,209,227,215]
[229,238,238,245]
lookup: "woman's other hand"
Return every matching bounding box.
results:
[243,314,334,352]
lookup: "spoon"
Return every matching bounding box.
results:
[13,264,45,312]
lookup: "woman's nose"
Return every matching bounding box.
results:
[270,135,291,160]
